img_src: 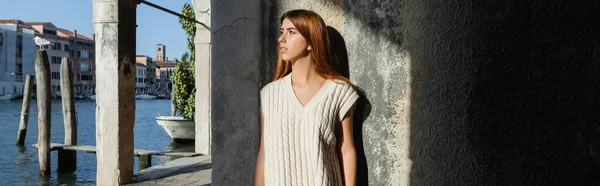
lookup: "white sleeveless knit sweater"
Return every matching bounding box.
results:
[261,73,359,186]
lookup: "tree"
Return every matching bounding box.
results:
[171,3,196,120]
[172,52,195,120]
[179,3,196,63]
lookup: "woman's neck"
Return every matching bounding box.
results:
[290,56,323,85]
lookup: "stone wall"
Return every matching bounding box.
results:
[406,1,600,185]
[210,0,263,185]
[210,0,600,185]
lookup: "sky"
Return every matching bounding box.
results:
[0,0,192,60]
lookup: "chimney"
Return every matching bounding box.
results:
[73,30,77,38]
[92,34,95,41]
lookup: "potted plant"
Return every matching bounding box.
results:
[155,3,197,143]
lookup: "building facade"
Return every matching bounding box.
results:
[0,20,35,97]
[154,61,176,94]
[27,22,69,98]
[57,29,96,96]
[135,55,156,93]
[26,22,95,98]
[135,63,148,94]
[154,44,178,94]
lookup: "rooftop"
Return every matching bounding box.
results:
[56,28,93,41]
[24,22,49,25]
[0,19,35,30]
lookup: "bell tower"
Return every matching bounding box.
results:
[156,44,166,61]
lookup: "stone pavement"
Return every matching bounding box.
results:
[126,155,212,186]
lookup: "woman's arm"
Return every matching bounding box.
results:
[338,105,357,186]
[254,107,265,186]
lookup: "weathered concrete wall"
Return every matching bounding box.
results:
[193,0,212,155]
[211,0,600,185]
[406,1,600,185]
[262,1,408,185]
[93,0,137,184]
[210,0,262,185]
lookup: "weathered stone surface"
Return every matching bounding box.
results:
[193,0,212,155]
[92,0,137,184]
[405,1,600,185]
[127,156,212,186]
[212,0,600,185]
[210,0,262,185]
[261,1,407,185]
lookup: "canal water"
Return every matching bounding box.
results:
[0,99,192,185]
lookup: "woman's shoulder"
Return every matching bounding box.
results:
[328,78,360,100]
[260,78,286,95]
[329,78,355,91]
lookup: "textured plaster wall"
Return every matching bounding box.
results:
[210,0,262,185]
[212,0,600,185]
[262,1,408,185]
[406,0,600,185]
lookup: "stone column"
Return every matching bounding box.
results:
[193,0,211,155]
[211,0,262,184]
[92,0,137,185]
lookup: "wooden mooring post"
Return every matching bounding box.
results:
[16,75,34,146]
[34,50,51,175]
[138,154,152,170]
[58,58,77,172]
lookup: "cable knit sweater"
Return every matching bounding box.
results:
[260,73,359,186]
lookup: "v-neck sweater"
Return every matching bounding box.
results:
[260,73,359,186]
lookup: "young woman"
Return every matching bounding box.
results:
[254,9,359,186]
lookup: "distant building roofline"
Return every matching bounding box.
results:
[24,22,49,25]
[56,28,93,41]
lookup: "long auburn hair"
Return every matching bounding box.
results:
[273,9,356,89]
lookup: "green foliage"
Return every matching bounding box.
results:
[171,52,195,120]
[171,3,197,120]
[179,3,196,63]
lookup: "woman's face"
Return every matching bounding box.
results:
[279,18,311,62]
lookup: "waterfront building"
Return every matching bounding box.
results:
[135,63,148,94]
[57,29,96,96]
[26,22,96,97]
[0,20,35,97]
[136,55,156,93]
[154,44,178,94]
[27,22,69,98]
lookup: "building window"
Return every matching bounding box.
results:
[80,63,89,72]
[81,74,93,81]
[51,72,60,80]
[43,29,57,36]
[64,44,69,52]
[16,36,22,57]
[51,56,65,64]
[0,33,3,54]
[51,42,62,51]
[51,56,58,64]
[78,50,90,58]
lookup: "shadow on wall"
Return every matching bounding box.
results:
[406,1,600,185]
[328,26,371,186]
